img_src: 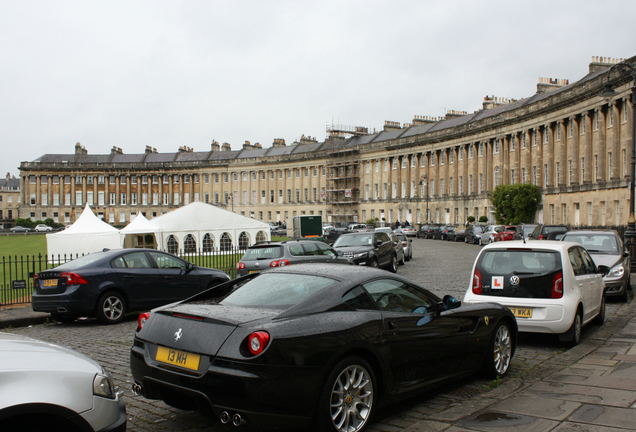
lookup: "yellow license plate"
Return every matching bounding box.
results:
[249,270,260,274]
[156,346,201,371]
[510,307,533,318]
[43,279,58,287]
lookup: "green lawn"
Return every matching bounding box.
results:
[0,233,47,257]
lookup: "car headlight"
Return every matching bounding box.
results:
[606,264,625,279]
[93,373,115,399]
[354,252,369,259]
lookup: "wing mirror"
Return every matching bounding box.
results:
[597,264,610,276]
[442,295,461,310]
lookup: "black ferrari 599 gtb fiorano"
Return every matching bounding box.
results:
[130,263,516,432]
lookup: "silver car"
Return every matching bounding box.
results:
[236,240,352,276]
[561,230,631,302]
[394,231,413,262]
[0,332,126,431]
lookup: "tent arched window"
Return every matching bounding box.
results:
[167,235,179,254]
[220,233,233,252]
[256,230,267,243]
[202,233,214,252]
[184,234,197,253]
[238,232,250,250]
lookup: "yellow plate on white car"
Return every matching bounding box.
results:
[509,307,533,318]
[156,346,201,371]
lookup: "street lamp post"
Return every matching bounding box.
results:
[600,61,636,270]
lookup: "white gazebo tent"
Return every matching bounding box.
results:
[119,213,160,249]
[150,202,270,253]
[46,204,121,258]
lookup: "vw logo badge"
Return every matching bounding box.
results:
[510,275,520,286]
[174,328,183,342]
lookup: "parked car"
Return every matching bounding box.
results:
[561,230,631,302]
[34,224,53,232]
[464,224,486,244]
[464,240,607,346]
[10,226,33,233]
[32,249,231,324]
[346,224,371,233]
[493,225,517,242]
[332,232,398,272]
[389,232,406,265]
[478,225,503,245]
[236,240,352,277]
[447,227,466,242]
[434,225,457,240]
[271,225,287,236]
[513,223,538,240]
[416,224,440,239]
[400,225,417,237]
[0,332,126,431]
[529,224,568,240]
[131,264,516,432]
[393,231,413,262]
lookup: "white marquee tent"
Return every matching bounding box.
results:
[46,204,121,258]
[119,213,160,249]
[150,202,270,252]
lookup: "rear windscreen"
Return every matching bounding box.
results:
[476,250,563,298]
[242,246,283,260]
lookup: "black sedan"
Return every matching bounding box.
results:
[130,264,516,432]
[32,249,230,324]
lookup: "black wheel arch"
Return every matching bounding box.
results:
[0,403,92,432]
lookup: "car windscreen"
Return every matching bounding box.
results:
[241,246,283,260]
[333,234,373,247]
[220,273,336,308]
[53,253,106,270]
[475,249,563,298]
[563,234,618,254]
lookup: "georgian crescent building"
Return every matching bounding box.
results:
[19,56,636,229]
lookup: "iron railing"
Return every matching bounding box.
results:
[0,247,244,307]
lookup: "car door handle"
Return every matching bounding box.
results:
[387,322,399,330]
[123,275,135,279]
[163,276,174,279]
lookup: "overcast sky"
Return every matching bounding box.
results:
[2,0,635,178]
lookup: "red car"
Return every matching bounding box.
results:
[493,225,517,242]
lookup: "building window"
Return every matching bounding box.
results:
[580,158,585,184]
[510,135,516,151]
[109,193,116,205]
[479,143,484,157]
[494,166,500,187]
[608,110,614,128]
[431,155,435,166]
[522,133,526,149]
[494,140,500,154]
[544,164,548,187]
[522,167,527,184]
[568,160,573,185]
[392,159,398,170]
[608,152,613,178]
[532,166,537,185]
[120,193,126,205]
[469,146,474,159]
[511,169,516,185]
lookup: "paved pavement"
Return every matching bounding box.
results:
[1,238,635,431]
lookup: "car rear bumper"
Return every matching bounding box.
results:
[130,345,318,429]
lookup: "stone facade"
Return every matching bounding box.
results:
[0,174,21,227]
[19,56,635,228]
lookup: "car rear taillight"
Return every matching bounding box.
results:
[247,331,270,355]
[237,262,246,270]
[402,241,407,247]
[137,312,150,330]
[539,234,545,239]
[552,272,563,298]
[472,269,482,295]
[60,272,89,285]
[270,259,290,268]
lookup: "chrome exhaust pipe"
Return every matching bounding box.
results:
[220,411,230,424]
[131,383,143,396]
[233,413,246,427]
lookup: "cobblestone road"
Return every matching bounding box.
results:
[5,238,627,431]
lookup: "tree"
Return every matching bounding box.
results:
[479,216,489,223]
[491,184,541,224]
[467,216,475,223]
